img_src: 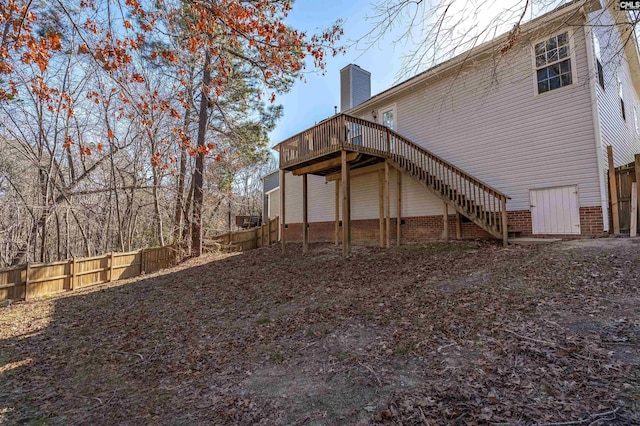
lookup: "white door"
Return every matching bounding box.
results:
[267,188,280,220]
[530,185,581,234]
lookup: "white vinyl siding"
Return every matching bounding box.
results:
[282,169,445,225]
[590,7,640,167]
[283,173,336,223]
[350,19,600,212]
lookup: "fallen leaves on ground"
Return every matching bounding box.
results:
[1,240,639,425]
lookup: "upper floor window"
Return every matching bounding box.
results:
[382,108,395,130]
[618,74,626,121]
[592,32,605,89]
[534,31,573,94]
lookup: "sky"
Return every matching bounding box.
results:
[267,0,410,148]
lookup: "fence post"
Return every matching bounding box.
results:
[262,223,266,247]
[24,262,30,302]
[607,146,620,235]
[635,154,640,235]
[631,182,637,238]
[109,252,115,282]
[501,197,508,247]
[255,227,259,250]
[10,269,19,300]
[141,249,146,274]
[71,257,76,291]
[267,220,271,246]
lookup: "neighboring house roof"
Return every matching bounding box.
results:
[262,170,279,193]
[348,0,606,115]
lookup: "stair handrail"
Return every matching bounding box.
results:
[342,114,510,201]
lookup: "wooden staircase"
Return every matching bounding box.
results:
[277,114,511,245]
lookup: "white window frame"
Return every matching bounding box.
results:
[592,31,605,89]
[618,73,626,121]
[379,103,397,130]
[531,28,577,96]
[265,187,279,220]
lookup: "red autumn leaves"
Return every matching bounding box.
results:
[1,0,343,167]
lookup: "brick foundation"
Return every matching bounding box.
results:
[283,206,606,243]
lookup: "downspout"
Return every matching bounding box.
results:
[582,6,610,232]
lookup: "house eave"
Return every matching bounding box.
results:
[608,2,640,97]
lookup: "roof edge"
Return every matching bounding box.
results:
[608,1,640,97]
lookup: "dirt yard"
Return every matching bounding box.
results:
[1,239,639,425]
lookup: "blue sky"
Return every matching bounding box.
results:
[268,0,409,146]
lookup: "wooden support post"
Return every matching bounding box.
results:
[280,169,286,253]
[501,197,508,247]
[385,161,391,249]
[302,173,309,254]
[455,211,462,240]
[635,154,640,235]
[335,180,340,246]
[631,182,638,238]
[607,146,620,235]
[24,261,30,302]
[396,170,402,246]
[341,150,351,257]
[71,257,76,291]
[443,202,449,241]
[109,252,115,282]
[378,170,385,247]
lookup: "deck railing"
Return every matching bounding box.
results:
[277,114,510,240]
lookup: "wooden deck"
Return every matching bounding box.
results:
[275,114,511,257]
[277,115,390,175]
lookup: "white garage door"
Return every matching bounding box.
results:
[530,185,581,235]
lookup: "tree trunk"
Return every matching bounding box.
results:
[190,51,211,257]
[152,167,165,247]
[173,69,194,247]
[183,177,195,256]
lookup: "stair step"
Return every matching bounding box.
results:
[398,160,507,241]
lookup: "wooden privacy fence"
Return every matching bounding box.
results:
[607,147,640,236]
[0,245,177,302]
[212,216,279,251]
